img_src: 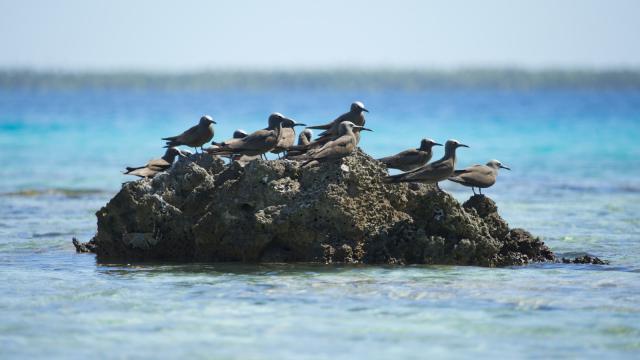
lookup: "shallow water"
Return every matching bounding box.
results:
[1,87,639,358]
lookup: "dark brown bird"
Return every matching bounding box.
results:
[377,138,442,171]
[206,129,260,163]
[384,139,469,190]
[287,109,369,158]
[206,113,297,158]
[124,147,188,179]
[290,121,372,167]
[449,159,510,195]
[162,115,216,152]
[210,129,248,147]
[306,101,368,145]
[271,118,307,158]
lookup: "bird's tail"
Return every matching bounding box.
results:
[163,140,181,148]
[124,166,145,174]
[447,169,469,183]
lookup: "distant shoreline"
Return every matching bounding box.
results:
[2,68,640,90]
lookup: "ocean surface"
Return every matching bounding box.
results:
[1,85,639,358]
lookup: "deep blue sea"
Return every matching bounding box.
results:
[1,86,639,358]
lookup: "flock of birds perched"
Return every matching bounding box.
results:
[124,101,510,195]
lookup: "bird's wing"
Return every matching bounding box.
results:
[147,158,171,168]
[163,124,198,144]
[379,149,421,168]
[126,167,160,178]
[450,166,495,187]
[396,157,439,176]
[307,111,349,131]
[226,129,276,151]
[400,158,454,182]
[124,165,145,173]
[451,164,483,176]
[179,125,203,143]
[311,135,354,161]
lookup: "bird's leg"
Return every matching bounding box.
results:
[479,188,483,195]
[472,187,476,195]
[435,182,441,192]
[201,146,205,152]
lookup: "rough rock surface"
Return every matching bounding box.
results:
[90,149,560,266]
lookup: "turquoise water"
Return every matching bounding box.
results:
[1,87,640,358]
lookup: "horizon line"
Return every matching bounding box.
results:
[3,67,640,90]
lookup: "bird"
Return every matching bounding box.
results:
[298,129,313,146]
[448,159,510,195]
[285,103,369,159]
[124,147,189,179]
[306,101,368,145]
[384,139,469,190]
[206,113,298,158]
[206,128,257,162]
[289,121,372,167]
[377,138,443,171]
[162,115,216,152]
[271,118,307,158]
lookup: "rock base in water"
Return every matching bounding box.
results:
[82,149,572,267]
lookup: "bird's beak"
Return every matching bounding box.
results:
[293,123,307,127]
[458,144,469,148]
[434,142,443,146]
[362,108,369,113]
[356,126,373,132]
[211,120,217,124]
[500,165,511,170]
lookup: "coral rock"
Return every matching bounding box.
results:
[90,149,558,266]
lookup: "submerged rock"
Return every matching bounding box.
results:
[562,255,610,265]
[72,237,97,253]
[88,150,559,266]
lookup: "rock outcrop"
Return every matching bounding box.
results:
[87,149,563,266]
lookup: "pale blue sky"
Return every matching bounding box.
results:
[1,0,639,70]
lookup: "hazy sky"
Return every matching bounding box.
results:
[1,0,639,70]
